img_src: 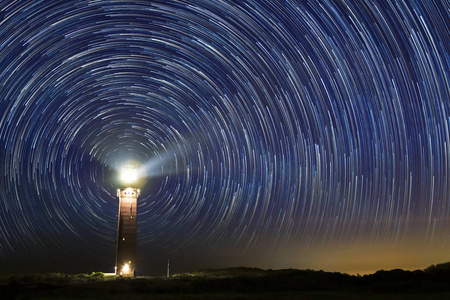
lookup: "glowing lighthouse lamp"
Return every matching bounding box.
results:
[121,167,137,184]
[115,165,140,276]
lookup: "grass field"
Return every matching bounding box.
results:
[3,264,450,299]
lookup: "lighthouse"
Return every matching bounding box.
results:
[115,165,139,276]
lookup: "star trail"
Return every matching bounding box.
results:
[0,0,449,275]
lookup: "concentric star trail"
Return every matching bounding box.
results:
[0,0,449,274]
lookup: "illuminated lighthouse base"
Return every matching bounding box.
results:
[115,187,139,276]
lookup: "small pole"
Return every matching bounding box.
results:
[167,260,170,278]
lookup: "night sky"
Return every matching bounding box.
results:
[1,0,449,276]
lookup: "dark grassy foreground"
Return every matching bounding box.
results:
[3,263,450,299]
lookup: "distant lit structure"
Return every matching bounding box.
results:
[116,165,139,276]
[167,259,170,278]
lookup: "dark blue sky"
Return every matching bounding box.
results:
[1,0,449,275]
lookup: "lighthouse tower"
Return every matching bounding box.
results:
[115,165,139,276]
